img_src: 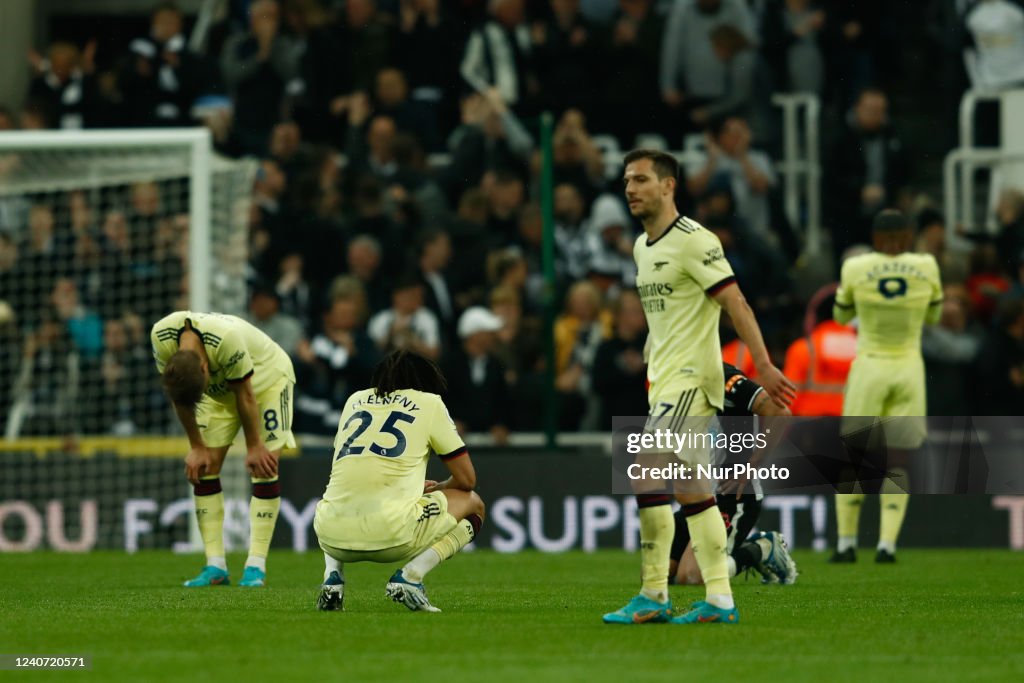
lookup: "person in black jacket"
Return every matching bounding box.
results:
[592,289,648,429]
[972,296,1024,416]
[119,2,208,127]
[826,87,909,274]
[444,306,511,445]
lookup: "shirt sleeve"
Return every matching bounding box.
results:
[834,260,856,324]
[215,330,255,382]
[428,397,467,462]
[150,326,171,374]
[681,227,736,294]
[925,255,944,325]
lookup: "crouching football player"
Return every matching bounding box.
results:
[314,350,485,612]
[670,363,798,586]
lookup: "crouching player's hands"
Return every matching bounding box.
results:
[424,479,443,493]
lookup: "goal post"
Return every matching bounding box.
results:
[0,128,257,439]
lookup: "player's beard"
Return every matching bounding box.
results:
[630,196,662,223]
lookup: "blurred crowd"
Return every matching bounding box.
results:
[3,0,1024,440]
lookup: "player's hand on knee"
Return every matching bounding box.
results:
[246,444,278,479]
[184,446,213,485]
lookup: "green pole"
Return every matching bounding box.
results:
[540,112,557,450]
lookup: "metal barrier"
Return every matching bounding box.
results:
[772,93,822,256]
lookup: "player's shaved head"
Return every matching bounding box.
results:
[872,209,913,255]
[163,350,207,409]
[623,149,678,181]
[872,209,909,233]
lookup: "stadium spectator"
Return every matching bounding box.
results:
[11,206,70,328]
[0,106,16,130]
[82,316,162,434]
[274,252,313,331]
[268,121,306,183]
[367,275,441,360]
[483,168,528,245]
[345,96,400,185]
[660,0,756,132]
[595,0,666,145]
[926,0,972,150]
[221,0,301,154]
[695,179,792,327]
[693,24,760,128]
[460,0,537,111]
[532,0,601,118]
[444,90,534,201]
[395,0,468,140]
[923,284,981,416]
[591,289,648,428]
[296,288,380,434]
[686,115,778,239]
[759,0,826,96]
[826,88,909,272]
[51,277,103,361]
[915,207,970,283]
[554,182,593,283]
[996,189,1024,275]
[444,306,511,444]
[586,194,637,289]
[416,228,457,345]
[972,295,1024,415]
[489,283,541,388]
[822,1,882,108]
[11,308,80,436]
[248,285,306,359]
[553,280,613,429]
[0,301,19,435]
[347,176,405,274]
[373,67,438,153]
[966,243,1011,325]
[26,41,100,129]
[119,1,207,127]
[549,109,605,200]
[345,234,390,316]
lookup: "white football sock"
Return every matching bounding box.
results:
[244,555,266,572]
[208,556,227,571]
[837,536,857,553]
[402,548,442,584]
[323,553,343,581]
[706,593,735,610]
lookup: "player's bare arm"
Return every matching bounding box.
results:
[176,405,212,485]
[431,450,477,492]
[713,284,796,407]
[228,376,278,479]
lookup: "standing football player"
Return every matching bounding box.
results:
[314,350,485,613]
[831,209,942,563]
[152,310,295,587]
[603,149,794,625]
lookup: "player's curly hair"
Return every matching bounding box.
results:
[162,350,207,409]
[372,349,447,398]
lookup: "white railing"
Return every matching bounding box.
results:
[772,93,821,256]
[948,88,1024,234]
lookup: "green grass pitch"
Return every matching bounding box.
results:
[2,550,1022,682]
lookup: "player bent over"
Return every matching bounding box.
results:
[314,350,485,613]
[670,363,798,586]
[152,311,296,588]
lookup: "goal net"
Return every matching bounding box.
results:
[0,129,255,439]
[0,130,257,552]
